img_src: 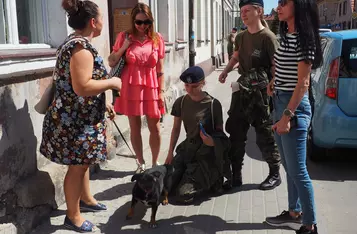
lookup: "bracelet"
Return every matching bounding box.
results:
[157,72,164,77]
[160,89,165,93]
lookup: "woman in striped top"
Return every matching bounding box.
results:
[265,0,322,234]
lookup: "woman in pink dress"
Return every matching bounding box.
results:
[108,3,165,172]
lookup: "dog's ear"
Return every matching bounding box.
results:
[131,173,143,182]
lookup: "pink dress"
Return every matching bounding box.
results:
[112,31,165,118]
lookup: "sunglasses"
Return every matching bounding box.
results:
[134,19,152,26]
[278,0,288,6]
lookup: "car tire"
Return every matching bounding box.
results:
[307,130,327,162]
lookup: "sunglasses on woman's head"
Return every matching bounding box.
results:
[134,19,152,25]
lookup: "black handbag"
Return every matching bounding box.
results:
[109,32,129,103]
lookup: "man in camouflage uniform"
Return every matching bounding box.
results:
[218,0,281,191]
[227,27,237,61]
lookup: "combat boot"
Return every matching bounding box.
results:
[223,163,242,190]
[259,165,281,190]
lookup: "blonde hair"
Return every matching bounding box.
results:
[253,5,269,29]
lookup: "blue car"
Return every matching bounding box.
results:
[308,30,357,161]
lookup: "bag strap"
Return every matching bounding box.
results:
[211,98,215,130]
[180,94,186,112]
[53,36,87,80]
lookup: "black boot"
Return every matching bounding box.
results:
[259,165,281,190]
[223,163,242,190]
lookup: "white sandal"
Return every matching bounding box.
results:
[135,162,146,174]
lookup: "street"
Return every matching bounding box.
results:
[32,70,357,234]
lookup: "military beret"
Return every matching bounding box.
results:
[239,0,264,8]
[180,66,205,84]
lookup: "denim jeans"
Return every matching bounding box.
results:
[273,90,317,225]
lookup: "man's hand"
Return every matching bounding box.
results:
[267,80,274,96]
[200,131,215,146]
[219,71,228,84]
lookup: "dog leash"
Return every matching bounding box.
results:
[112,119,135,156]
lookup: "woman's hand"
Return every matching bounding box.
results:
[272,117,290,135]
[158,92,165,109]
[106,102,115,120]
[122,37,132,50]
[165,152,174,164]
[267,80,274,96]
[110,77,122,91]
[200,131,215,146]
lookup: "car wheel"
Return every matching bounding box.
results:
[307,130,326,162]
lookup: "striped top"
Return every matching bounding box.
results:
[274,33,315,91]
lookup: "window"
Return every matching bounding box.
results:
[175,0,186,41]
[157,0,170,41]
[343,1,347,15]
[339,39,357,77]
[149,0,159,33]
[0,0,50,48]
[339,3,342,16]
[197,0,202,43]
[205,0,210,42]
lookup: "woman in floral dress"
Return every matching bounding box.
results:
[40,0,121,232]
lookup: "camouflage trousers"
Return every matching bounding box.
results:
[171,139,223,203]
[225,87,281,172]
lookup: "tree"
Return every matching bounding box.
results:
[270,13,279,35]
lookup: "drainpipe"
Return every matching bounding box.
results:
[221,0,225,64]
[189,0,196,67]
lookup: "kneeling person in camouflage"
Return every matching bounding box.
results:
[165,66,230,204]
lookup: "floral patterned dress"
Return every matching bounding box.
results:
[40,34,108,165]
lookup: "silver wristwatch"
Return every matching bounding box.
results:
[283,108,295,118]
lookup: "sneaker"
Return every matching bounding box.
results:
[265,211,302,230]
[296,225,318,234]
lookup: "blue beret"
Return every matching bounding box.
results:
[180,66,205,84]
[239,0,264,8]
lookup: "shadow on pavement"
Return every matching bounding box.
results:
[308,149,357,181]
[245,124,357,182]
[94,181,134,201]
[97,200,291,234]
[90,168,134,181]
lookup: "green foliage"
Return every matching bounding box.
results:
[270,13,279,35]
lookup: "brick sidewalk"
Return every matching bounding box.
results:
[32,71,355,234]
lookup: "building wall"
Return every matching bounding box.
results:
[0,1,113,233]
[318,0,339,27]
[333,0,354,30]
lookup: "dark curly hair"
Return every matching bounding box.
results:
[62,0,99,30]
[279,0,323,69]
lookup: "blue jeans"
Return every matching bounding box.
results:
[273,90,316,225]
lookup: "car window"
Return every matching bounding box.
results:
[340,39,357,78]
[311,37,331,81]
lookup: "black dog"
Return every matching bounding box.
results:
[126,164,174,228]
